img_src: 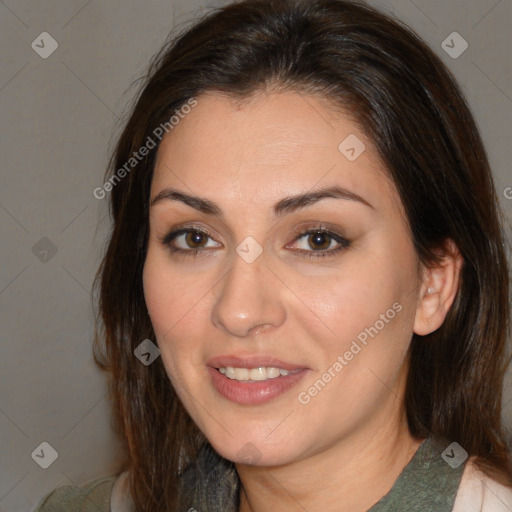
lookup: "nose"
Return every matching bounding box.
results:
[211,249,286,338]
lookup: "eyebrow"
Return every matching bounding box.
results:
[150,185,374,217]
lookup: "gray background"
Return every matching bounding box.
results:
[1,0,511,510]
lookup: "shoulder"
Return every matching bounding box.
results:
[110,471,135,511]
[33,475,118,512]
[453,458,512,512]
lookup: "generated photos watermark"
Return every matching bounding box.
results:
[297,301,403,405]
[93,98,198,200]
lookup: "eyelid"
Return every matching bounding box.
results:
[159,224,221,246]
[159,223,350,259]
[285,224,350,255]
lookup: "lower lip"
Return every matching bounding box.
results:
[207,367,309,405]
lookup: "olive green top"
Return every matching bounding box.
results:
[33,475,116,512]
[368,437,466,511]
[33,437,467,511]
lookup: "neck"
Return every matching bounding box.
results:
[236,398,423,512]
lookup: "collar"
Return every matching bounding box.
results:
[367,436,467,512]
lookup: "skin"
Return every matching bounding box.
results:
[142,90,462,512]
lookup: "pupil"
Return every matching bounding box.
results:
[187,231,206,248]
[309,232,329,250]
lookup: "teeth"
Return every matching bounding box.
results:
[218,366,298,381]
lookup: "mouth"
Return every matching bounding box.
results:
[206,355,310,405]
[216,366,301,382]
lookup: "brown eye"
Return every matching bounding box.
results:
[185,230,208,248]
[288,227,350,259]
[161,227,221,255]
[307,231,333,251]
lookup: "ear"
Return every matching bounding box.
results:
[413,239,464,336]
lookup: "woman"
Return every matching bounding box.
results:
[35,0,512,510]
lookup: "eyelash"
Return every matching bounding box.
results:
[159,224,350,260]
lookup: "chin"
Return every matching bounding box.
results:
[207,431,305,467]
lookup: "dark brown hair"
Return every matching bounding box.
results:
[93,0,512,509]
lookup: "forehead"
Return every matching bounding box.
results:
[152,91,399,215]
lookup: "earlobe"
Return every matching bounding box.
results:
[413,240,463,336]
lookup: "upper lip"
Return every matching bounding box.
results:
[206,355,308,371]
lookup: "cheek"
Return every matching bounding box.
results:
[298,251,417,397]
[299,258,400,346]
[142,251,216,427]
[142,249,190,370]
[142,248,211,374]
[143,246,202,335]
[142,252,176,335]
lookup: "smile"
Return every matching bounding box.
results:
[218,366,301,381]
[208,366,309,405]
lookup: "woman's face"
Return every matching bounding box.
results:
[143,91,425,466]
